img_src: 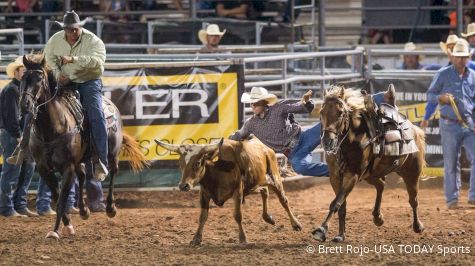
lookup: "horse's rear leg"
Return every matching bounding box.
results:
[366,177,385,226]
[106,157,118,218]
[260,187,275,225]
[46,166,75,240]
[402,174,424,233]
[76,163,90,220]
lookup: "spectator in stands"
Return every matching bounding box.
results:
[421,39,475,209]
[462,22,475,60]
[198,24,226,52]
[283,0,301,23]
[215,0,250,19]
[0,57,37,217]
[99,0,131,22]
[369,29,391,44]
[440,34,459,65]
[5,0,39,13]
[400,42,440,70]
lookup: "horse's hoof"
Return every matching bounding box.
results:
[332,235,345,242]
[263,214,275,225]
[80,207,90,220]
[413,221,424,233]
[45,231,60,240]
[106,205,117,218]
[61,225,75,237]
[373,215,384,227]
[311,227,327,242]
[292,221,303,231]
[190,238,202,246]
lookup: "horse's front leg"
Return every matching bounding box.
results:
[76,163,90,220]
[366,177,385,226]
[312,173,357,242]
[46,165,75,240]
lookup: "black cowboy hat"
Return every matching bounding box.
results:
[54,10,89,28]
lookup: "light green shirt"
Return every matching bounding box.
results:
[44,28,106,83]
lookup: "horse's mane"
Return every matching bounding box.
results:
[325,86,366,113]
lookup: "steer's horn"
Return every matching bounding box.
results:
[154,139,181,153]
[203,138,224,153]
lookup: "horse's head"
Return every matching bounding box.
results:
[20,55,50,114]
[320,87,351,154]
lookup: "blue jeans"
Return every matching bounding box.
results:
[440,118,475,204]
[36,176,77,213]
[76,79,108,166]
[289,123,329,177]
[12,159,35,212]
[0,131,23,215]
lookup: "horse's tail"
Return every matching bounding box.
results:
[413,125,427,169]
[121,133,150,173]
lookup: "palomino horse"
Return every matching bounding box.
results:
[20,55,148,240]
[312,86,425,242]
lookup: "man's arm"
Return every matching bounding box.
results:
[216,3,248,18]
[72,37,106,69]
[424,71,444,121]
[229,118,251,141]
[43,37,62,79]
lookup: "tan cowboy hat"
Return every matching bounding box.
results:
[54,10,88,28]
[241,87,278,105]
[462,23,475,38]
[451,39,472,57]
[439,34,459,54]
[6,56,24,79]
[198,24,226,45]
[401,42,424,59]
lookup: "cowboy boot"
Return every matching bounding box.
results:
[6,145,25,166]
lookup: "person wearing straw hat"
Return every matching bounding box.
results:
[230,87,329,177]
[400,42,440,70]
[462,22,475,60]
[422,39,475,209]
[440,34,459,65]
[0,57,38,217]
[198,24,226,52]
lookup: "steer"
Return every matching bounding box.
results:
[154,138,302,246]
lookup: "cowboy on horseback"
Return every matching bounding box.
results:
[8,10,109,181]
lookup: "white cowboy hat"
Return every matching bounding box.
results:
[6,56,24,79]
[451,39,472,57]
[241,87,278,105]
[462,23,475,38]
[439,34,459,54]
[198,24,226,45]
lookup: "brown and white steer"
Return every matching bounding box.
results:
[155,138,302,246]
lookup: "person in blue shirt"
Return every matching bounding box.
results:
[400,42,441,71]
[421,39,475,209]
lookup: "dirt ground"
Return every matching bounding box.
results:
[0,177,474,265]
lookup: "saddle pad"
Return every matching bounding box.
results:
[383,139,419,156]
[102,97,117,129]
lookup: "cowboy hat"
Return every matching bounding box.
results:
[198,24,226,45]
[241,87,278,105]
[462,23,475,38]
[6,56,24,79]
[401,42,424,59]
[451,39,472,57]
[439,34,459,54]
[54,10,88,28]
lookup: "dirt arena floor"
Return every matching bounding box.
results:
[0,177,474,265]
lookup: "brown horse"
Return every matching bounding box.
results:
[312,86,425,242]
[20,55,148,240]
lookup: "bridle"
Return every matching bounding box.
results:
[21,68,59,119]
[320,98,351,155]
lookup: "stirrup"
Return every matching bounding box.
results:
[94,161,109,181]
[6,147,25,166]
